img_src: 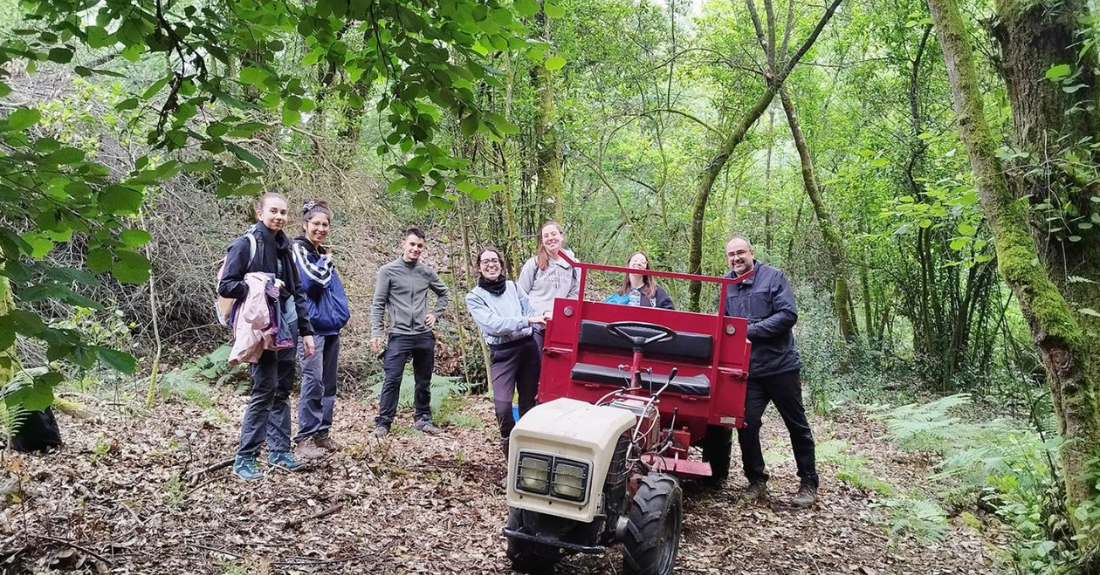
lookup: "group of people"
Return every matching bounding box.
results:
[217,195,818,508]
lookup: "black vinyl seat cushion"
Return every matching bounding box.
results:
[570,362,711,397]
[577,320,714,362]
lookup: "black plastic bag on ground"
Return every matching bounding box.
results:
[9,407,62,452]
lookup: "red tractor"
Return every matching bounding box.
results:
[503,255,752,575]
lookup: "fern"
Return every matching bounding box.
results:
[0,402,29,442]
[879,496,949,543]
[370,371,467,418]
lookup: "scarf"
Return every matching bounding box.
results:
[479,275,508,296]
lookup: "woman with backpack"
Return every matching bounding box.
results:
[291,199,350,459]
[218,192,315,481]
[516,221,579,349]
[466,247,547,457]
[602,251,675,309]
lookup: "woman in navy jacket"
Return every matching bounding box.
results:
[291,199,350,459]
[218,192,315,481]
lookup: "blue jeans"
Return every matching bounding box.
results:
[375,332,435,429]
[237,348,295,457]
[296,334,340,442]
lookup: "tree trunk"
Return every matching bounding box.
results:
[779,88,857,341]
[532,5,564,225]
[686,0,844,311]
[926,0,1100,550]
[0,273,15,389]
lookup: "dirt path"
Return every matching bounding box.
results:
[1,391,997,574]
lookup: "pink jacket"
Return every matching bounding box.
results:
[228,273,277,365]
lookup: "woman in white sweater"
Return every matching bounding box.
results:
[516,221,579,349]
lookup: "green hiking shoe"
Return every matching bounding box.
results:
[267,451,305,472]
[233,455,264,481]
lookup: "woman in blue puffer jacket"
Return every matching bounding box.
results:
[291,198,351,459]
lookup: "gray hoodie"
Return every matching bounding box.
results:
[517,249,580,315]
[370,257,451,338]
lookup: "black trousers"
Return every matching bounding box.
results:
[737,369,818,487]
[489,337,541,446]
[375,332,435,429]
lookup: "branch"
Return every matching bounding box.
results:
[780,0,846,80]
[638,108,727,139]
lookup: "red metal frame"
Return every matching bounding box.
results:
[538,253,754,445]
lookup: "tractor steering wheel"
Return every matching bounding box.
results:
[605,321,677,350]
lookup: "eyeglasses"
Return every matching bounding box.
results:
[479,258,500,265]
[728,249,751,258]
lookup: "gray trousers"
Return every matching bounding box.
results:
[237,348,295,457]
[490,336,541,446]
[296,334,340,442]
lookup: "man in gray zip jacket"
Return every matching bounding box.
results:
[370,228,451,437]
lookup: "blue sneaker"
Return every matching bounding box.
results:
[267,451,305,472]
[233,455,264,481]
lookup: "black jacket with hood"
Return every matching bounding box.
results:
[217,223,314,337]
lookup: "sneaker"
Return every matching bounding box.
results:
[413,418,443,435]
[233,455,264,481]
[314,434,343,451]
[791,482,818,508]
[370,425,390,439]
[296,437,327,460]
[741,480,769,503]
[267,451,305,472]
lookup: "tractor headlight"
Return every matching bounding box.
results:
[551,459,590,502]
[516,453,551,494]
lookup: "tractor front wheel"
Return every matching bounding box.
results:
[506,507,560,574]
[622,473,682,575]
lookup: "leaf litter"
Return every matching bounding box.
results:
[0,391,999,574]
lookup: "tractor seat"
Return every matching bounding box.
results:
[570,363,711,397]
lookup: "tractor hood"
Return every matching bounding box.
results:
[506,398,637,522]
[512,397,636,450]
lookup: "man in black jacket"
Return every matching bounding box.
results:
[723,236,818,508]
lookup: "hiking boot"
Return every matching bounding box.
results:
[296,437,327,460]
[314,434,343,452]
[267,451,305,472]
[370,425,390,439]
[741,480,769,503]
[233,455,264,481]
[413,418,443,435]
[791,482,818,509]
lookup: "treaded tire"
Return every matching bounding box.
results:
[505,507,559,574]
[622,474,682,575]
[701,425,733,485]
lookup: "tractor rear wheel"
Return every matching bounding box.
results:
[622,473,682,575]
[505,507,560,574]
[701,425,733,485]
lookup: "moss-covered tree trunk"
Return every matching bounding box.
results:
[926,0,1100,552]
[0,274,14,388]
[532,4,564,225]
[779,88,857,341]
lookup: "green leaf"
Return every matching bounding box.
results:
[919,219,932,228]
[1045,64,1072,80]
[94,346,137,374]
[282,106,301,126]
[20,233,53,258]
[459,113,479,136]
[143,76,171,100]
[5,108,41,131]
[226,143,265,169]
[949,238,968,251]
[544,56,566,70]
[47,47,73,63]
[86,25,113,48]
[100,186,144,215]
[239,66,268,85]
[957,223,976,236]
[5,309,45,336]
[121,43,144,62]
[120,229,153,247]
[184,160,215,173]
[544,2,565,18]
[47,147,86,165]
[1079,308,1100,318]
[86,248,114,274]
[111,250,151,284]
[514,0,539,16]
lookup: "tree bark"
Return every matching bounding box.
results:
[926,0,1100,550]
[532,4,564,225]
[779,88,857,341]
[0,273,15,389]
[686,0,844,310]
